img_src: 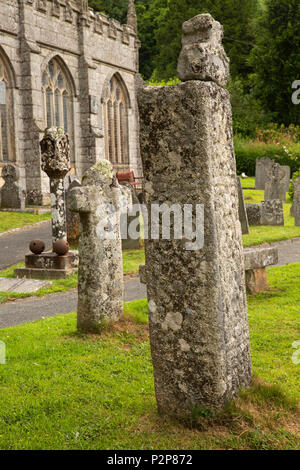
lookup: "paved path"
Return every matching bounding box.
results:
[273,239,300,267]
[0,221,52,270]
[0,278,147,329]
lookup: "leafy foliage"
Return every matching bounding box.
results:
[250,0,300,125]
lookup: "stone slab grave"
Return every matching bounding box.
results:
[244,246,278,294]
[246,199,284,226]
[237,176,249,234]
[15,128,78,280]
[68,160,125,333]
[138,14,252,418]
[0,277,52,293]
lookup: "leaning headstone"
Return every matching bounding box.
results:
[245,203,262,226]
[0,164,25,209]
[68,160,124,332]
[255,157,273,190]
[237,177,249,234]
[265,162,287,202]
[40,127,71,244]
[294,179,300,226]
[138,14,251,418]
[120,182,141,250]
[66,176,81,243]
[261,200,284,226]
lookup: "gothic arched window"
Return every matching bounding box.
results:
[0,56,14,162]
[104,75,129,167]
[42,59,73,137]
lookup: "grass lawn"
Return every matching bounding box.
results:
[0,263,299,450]
[241,177,255,188]
[242,189,300,247]
[0,212,51,234]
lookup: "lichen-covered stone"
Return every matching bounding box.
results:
[40,128,71,243]
[68,159,124,332]
[244,246,278,270]
[138,77,251,417]
[246,203,262,226]
[177,14,230,87]
[261,199,284,226]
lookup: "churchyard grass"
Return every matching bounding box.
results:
[243,189,300,246]
[241,177,255,188]
[0,212,51,233]
[0,263,299,450]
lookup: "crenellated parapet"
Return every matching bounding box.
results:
[23,0,138,47]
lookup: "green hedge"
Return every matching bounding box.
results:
[234,137,300,176]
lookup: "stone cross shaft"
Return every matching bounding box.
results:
[138,14,252,419]
[68,160,124,332]
[40,127,71,244]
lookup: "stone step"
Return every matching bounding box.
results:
[0,277,52,293]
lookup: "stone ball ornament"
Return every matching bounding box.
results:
[53,239,70,256]
[29,239,45,255]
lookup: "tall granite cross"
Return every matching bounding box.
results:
[40,127,71,244]
[138,14,252,418]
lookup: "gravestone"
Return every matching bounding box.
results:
[120,182,141,250]
[66,176,81,242]
[0,164,25,209]
[237,177,249,234]
[255,157,273,190]
[68,160,124,332]
[246,203,262,226]
[265,162,287,202]
[294,179,300,226]
[138,14,251,418]
[261,200,284,226]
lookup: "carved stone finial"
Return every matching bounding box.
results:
[177,13,230,87]
[40,127,71,179]
[127,0,137,33]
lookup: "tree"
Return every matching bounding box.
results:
[250,0,300,125]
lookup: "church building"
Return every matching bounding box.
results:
[0,0,141,205]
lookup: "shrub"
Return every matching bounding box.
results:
[234,136,300,176]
